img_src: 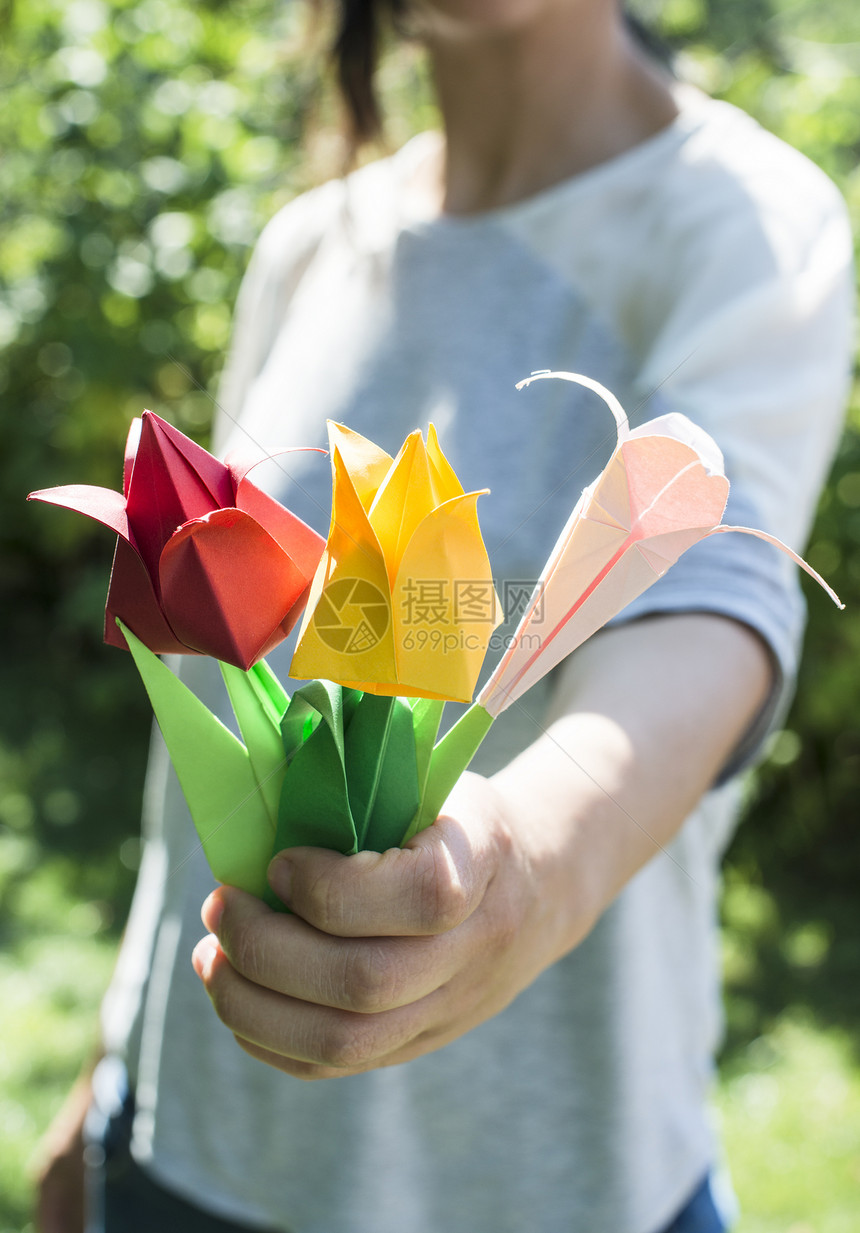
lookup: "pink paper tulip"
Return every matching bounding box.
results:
[28,411,325,670]
[479,372,842,717]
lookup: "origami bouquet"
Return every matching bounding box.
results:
[28,373,841,902]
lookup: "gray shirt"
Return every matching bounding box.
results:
[101,89,853,1232]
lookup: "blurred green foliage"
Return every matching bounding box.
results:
[0,0,859,1225]
[1,0,319,911]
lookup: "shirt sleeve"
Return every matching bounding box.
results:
[615,143,855,777]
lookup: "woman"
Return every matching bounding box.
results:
[37,1,853,1230]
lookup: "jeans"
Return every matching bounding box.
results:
[85,1060,728,1233]
[657,1174,729,1233]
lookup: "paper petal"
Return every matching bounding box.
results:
[622,436,728,537]
[159,508,310,669]
[123,417,141,498]
[326,422,393,513]
[290,447,396,687]
[235,476,324,582]
[627,412,725,476]
[104,537,188,654]
[426,423,465,503]
[368,430,439,585]
[392,492,501,702]
[27,484,132,543]
[516,370,629,436]
[125,412,232,582]
[486,542,665,713]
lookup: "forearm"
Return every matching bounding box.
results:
[491,612,774,958]
[194,612,774,1078]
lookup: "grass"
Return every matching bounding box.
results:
[719,1016,860,1233]
[717,868,860,1233]
[0,841,119,1233]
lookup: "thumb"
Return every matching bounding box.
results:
[267,778,497,937]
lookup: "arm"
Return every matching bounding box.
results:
[191,611,771,1079]
[32,1050,102,1233]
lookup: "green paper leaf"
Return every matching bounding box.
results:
[346,694,419,851]
[220,661,287,832]
[275,682,358,855]
[117,620,272,898]
[402,702,494,843]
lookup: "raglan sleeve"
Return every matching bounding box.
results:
[615,144,855,776]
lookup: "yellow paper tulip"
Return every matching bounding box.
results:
[291,422,502,702]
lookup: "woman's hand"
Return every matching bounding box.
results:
[192,770,595,1080]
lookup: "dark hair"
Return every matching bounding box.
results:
[331,2,673,148]
[332,0,407,146]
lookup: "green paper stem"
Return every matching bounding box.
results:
[346,695,419,851]
[275,681,358,855]
[402,701,495,843]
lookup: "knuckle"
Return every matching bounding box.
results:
[340,944,401,1013]
[300,866,347,934]
[415,852,472,933]
[318,1016,379,1069]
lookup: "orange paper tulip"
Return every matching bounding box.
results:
[291,422,502,701]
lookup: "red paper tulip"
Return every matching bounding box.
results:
[28,411,325,670]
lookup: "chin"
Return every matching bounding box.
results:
[420,0,578,38]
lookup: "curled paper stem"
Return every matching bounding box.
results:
[516,370,629,436]
[710,525,843,609]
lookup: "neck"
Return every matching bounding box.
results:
[421,5,678,215]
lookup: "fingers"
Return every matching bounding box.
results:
[200,886,461,1012]
[267,782,501,938]
[192,931,438,1072]
[232,1035,345,1080]
[191,776,521,1078]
